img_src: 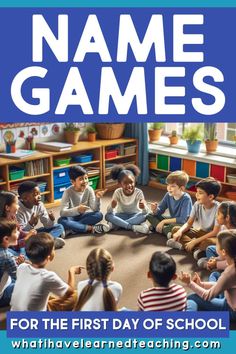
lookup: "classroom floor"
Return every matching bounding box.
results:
[47,186,207,310]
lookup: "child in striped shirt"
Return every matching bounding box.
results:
[137,252,186,311]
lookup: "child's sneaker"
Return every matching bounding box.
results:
[93,223,111,234]
[166,239,183,250]
[193,249,206,260]
[64,229,77,237]
[54,238,66,249]
[197,257,208,269]
[133,223,150,234]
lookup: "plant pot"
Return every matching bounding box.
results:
[168,136,179,145]
[205,140,218,153]
[64,130,80,145]
[148,129,163,142]
[186,140,201,154]
[95,123,125,140]
[87,132,96,142]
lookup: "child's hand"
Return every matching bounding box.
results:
[48,210,55,221]
[96,189,108,199]
[156,220,165,233]
[185,239,198,252]
[29,213,39,227]
[25,229,37,241]
[77,205,90,214]
[70,265,85,275]
[111,199,117,209]
[192,272,202,285]
[16,254,25,265]
[173,230,182,241]
[139,199,145,209]
[179,271,191,285]
[150,202,158,213]
[207,257,217,270]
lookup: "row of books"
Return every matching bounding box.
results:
[25,159,49,176]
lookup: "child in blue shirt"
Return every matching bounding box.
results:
[147,171,192,237]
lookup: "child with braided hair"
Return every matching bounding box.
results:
[180,230,236,320]
[74,248,122,311]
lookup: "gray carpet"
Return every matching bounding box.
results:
[47,186,205,310]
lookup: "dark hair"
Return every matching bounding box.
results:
[218,230,236,269]
[0,191,17,217]
[149,251,176,287]
[218,201,236,228]
[69,165,87,181]
[74,248,116,311]
[166,171,189,188]
[110,164,140,183]
[196,177,221,199]
[0,218,17,243]
[25,232,54,264]
[18,181,38,197]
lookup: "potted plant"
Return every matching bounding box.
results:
[168,130,179,145]
[87,126,97,142]
[205,124,218,153]
[95,123,125,140]
[148,123,165,142]
[182,124,204,153]
[64,123,80,145]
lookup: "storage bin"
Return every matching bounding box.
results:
[54,182,71,200]
[53,168,70,184]
[54,157,71,167]
[9,166,25,181]
[196,162,210,178]
[72,154,93,163]
[149,161,157,170]
[210,164,225,182]
[89,176,100,190]
[170,157,182,171]
[124,145,136,155]
[227,174,236,185]
[157,154,169,171]
[36,181,47,193]
[105,150,117,159]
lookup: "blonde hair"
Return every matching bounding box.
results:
[74,248,117,311]
[166,170,189,188]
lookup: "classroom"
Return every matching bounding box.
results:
[0,122,236,323]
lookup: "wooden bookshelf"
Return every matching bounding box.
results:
[0,138,138,207]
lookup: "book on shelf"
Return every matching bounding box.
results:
[36,142,72,152]
[0,149,37,160]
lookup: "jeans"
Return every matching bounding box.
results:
[58,211,103,233]
[37,223,65,238]
[0,280,15,307]
[105,212,146,230]
[206,245,218,259]
[187,293,236,321]
[8,248,26,257]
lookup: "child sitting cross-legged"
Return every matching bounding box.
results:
[137,251,187,311]
[105,164,149,234]
[17,181,65,249]
[10,232,79,311]
[58,165,107,235]
[167,177,222,260]
[147,171,192,237]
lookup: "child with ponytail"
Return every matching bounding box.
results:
[180,230,236,320]
[74,248,122,311]
[105,164,149,234]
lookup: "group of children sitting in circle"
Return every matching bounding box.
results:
[0,163,236,319]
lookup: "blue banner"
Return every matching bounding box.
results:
[0,8,235,122]
[7,312,229,338]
